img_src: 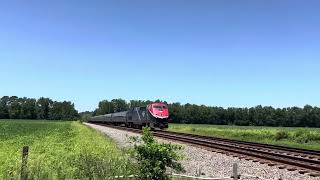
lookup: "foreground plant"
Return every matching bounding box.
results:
[131,128,184,180]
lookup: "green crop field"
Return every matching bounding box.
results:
[168,124,320,150]
[0,120,135,180]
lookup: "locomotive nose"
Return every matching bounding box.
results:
[148,104,169,118]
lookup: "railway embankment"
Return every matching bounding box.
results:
[84,123,319,180]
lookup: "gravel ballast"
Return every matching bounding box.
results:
[84,123,319,180]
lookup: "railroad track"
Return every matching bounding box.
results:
[92,123,320,177]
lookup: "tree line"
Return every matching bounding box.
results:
[2,96,319,127]
[0,96,79,120]
[168,103,320,127]
[89,99,320,128]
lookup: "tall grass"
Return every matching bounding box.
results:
[0,120,136,179]
[168,124,320,150]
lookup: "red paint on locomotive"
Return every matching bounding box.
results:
[147,103,169,119]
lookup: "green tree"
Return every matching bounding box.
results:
[111,99,128,112]
[8,96,21,119]
[0,96,10,119]
[95,100,114,115]
[36,97,53,119]
[168,103,183,123]
[20,97,37,119]
[129,100,152,108]
[49,101,78,120]
[79,111,93,122]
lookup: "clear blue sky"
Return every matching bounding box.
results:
[1,0,319,112]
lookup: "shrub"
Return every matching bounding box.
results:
[295,132,319,144]
[274,131,289,141]
[293,128,307,137]
[131,128,184,180]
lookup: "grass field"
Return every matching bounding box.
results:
[168,124,320,150]
[0,120,136,180]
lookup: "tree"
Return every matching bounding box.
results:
[8,96,21,119]
[79,111,93,122]
[129,100,152,108]
[0,96,10,119]
[20,97,37,119]
[49,101,78,120]
[95,100,114,115]
[36,97,53,119]
[111,99,128,112]
[168,103,183,123]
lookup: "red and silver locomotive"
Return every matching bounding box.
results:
[89,103,169,129]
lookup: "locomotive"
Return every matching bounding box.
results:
[89,103,169,129]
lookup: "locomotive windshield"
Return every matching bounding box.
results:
[153,105,167,109]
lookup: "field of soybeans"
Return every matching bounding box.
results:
[0,120,136,180]
[168,124,320,150]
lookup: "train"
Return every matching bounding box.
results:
[89,103,169,129]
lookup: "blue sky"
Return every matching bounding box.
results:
[1,0,319,112]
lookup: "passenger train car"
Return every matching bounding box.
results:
[89,103,169,129]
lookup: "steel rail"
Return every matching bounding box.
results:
[152,131,320,173]
[163,130,320,157]
[90,123,320,176]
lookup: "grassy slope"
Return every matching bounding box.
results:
[0,120,135,180]
[168,123,320,150]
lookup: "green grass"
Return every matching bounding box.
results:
[0,120,136,180]
[168,124,320,151]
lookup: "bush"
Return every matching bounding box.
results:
[274,131,289,141]
[294,131,320,144]
[131,128,184,180]
[294,129,306,138]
